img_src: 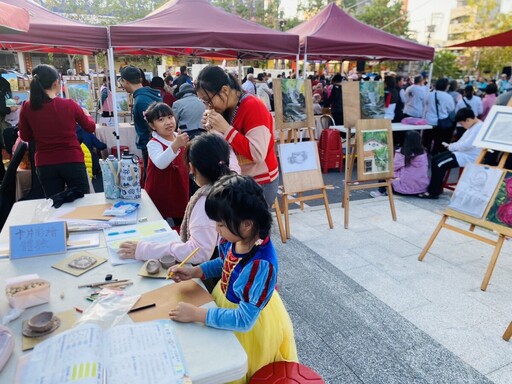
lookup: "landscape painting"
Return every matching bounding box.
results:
[115,91,130,113]
[66,81,94,111]
[280,79,307,123]
[361,130,390,175]
[486,171,512,228]
[360,81,384,119]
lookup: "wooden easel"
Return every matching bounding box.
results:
[343,119,397,228]
[418,150,511,291]
[273,79,333,239]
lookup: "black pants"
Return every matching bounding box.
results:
[36,162,90,198]
[428,151,459,196]
[423,125,454,155]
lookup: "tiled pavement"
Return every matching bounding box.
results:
[274,194,512,383]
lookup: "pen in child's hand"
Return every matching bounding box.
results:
[128,303,156,313]
[166,247,200,280]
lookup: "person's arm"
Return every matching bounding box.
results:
[134,241,171,260]
[18,103,34,142]
[168,197,218,264]
[204,259,276,332]
[146,139,180,169]
[101,87,108,104]
[448,126,480,152]
[263,83,273,96]
[393,152,405,172]
[73,101,95,133]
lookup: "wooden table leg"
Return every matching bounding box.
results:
[481,234,505,291]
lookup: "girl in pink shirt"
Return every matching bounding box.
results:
[480,83,498,121]
[118,133,238,278]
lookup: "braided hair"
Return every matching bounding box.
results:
[205,174,271,241]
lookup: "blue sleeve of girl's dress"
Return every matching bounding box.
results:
[205,259,276,332]
[200,256,223,279]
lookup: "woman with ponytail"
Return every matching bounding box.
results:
[196,65,279,206]
[18,64,95,197]
[118,133,239,275]
[168,174,298,382]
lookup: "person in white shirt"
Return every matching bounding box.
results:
[242,73,256,95]
[455,85,483,117]
[255,73,273,111]
[419,108,482,199]
[424,78,456,155]
[403,75,427,118]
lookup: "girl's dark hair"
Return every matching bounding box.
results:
[164,75,173,85]
[0,76,12,98]
[185,133,231,184]
[257,73,265,81]
[196,65,242,95]
[30,64,59,110]
[144,102,175,127]
[435,78,449,91]
[464,85,474,100]
[205,174,271,240]
[400,131,424,167]
[485,83,498,95]
[384,76,396,89]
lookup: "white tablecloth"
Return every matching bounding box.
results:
[95,123,142,158]
[0,192,247,384]
[332,122,433,133]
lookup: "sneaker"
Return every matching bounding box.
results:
[370,191,383,198]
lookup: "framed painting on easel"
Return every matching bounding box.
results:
[65,81,94,111]
[273,78,315,143]
[356,121,394,182]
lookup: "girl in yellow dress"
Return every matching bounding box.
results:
[168,174,298,383]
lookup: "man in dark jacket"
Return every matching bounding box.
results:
[120,65,162,173]
[172,66,192,97]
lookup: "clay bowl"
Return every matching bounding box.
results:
[159,255,175,269]
[28,311,54,333]
[146,259,161,275]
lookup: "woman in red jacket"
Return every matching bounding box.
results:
[18,64,95,197]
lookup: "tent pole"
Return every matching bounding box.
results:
[94,53,102,124]
[427,60,434,90]
[106,43,121,159]
[238,58,242,81]
[303,54,308,79]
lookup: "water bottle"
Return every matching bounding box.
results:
[99,155,120,199]
[119,150,141,200]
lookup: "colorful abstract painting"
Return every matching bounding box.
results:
[486,171,512,228]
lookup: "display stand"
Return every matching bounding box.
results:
[418,149,511,291]
[273,79,333,239]
[343,118,396,228]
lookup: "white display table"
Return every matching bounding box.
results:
[0,192,247,384]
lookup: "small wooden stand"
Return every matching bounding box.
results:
[343,119,396,228]
[418,150,511,291]
[503,321,512,341]
[273,79,333,239]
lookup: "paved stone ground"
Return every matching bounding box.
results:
[275,195,512,384]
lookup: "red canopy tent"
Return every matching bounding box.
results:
[109,0,299,59]
[0,0,108,54]
[289,3,434,62]
[449,30,512,48]
[0,1,30,34]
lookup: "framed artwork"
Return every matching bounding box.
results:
[2,73,19,91]
[279,141,319,174]
[360,81,384,119]
[473,106,512,153]
[280,79,307,123]
[65,81,94,111]
[448,163,504,218]
[115,91,130,113]
[486,171,512,228]
[356,119,394,181]
[12,91,29,104]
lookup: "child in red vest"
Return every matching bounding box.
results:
[144,102,189,228]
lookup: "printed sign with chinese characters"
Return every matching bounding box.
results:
[10,222,67,259]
